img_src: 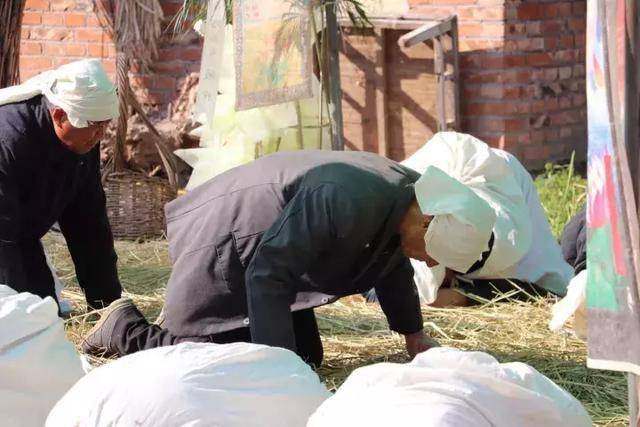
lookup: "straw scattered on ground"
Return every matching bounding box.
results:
[45,163,627,426]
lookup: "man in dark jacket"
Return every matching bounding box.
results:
[0,59,122,309]
[85,150,495,366]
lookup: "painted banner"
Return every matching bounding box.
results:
[233,0,313,110]
[586,0,640,374]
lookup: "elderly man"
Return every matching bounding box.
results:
[84,149,496,366]
[0,59,121,309]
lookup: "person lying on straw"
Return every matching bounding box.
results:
[366,132,573,307]
[83,149,501,365]
[0,59,122,311]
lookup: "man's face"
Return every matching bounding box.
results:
[398,201,439,267]
[50,107,110,155]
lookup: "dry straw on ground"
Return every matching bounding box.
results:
[45,231,626,426]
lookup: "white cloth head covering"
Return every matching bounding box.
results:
[415,165,496,273]
[0,59,118,128]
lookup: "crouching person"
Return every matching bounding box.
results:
[83,150,495,366]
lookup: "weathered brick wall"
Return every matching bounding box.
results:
[20,0,198,108]
[409,0,587,167]
[19,0,587,168]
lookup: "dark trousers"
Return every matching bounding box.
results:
[111,307,324,368]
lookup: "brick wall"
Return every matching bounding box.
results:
[20,0,199,110]
[19,0,586,168]
[409,0,587,167]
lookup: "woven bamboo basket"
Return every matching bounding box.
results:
[104,171,176,240]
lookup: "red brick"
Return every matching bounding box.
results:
[75,28,109,42]
[527,53,553,67]
[560,127,573,139]
[25,0,48,11]
[553,49,580,64]
[87,44,108,57]
[154,76,177,90]
[531,100,546,113]
[42,13,64,25]
[21,41,42,55]
[22,12,42,25]
[86,15,102,26]
[50,0,76,11]
[129,75,154,89]
[559,66,572,79]
[573,94,587,107]
[180,47,203,61]
[559,35,574,49]
[65,13,86,26]
[544,36,559,50]
[101,59,116,73]
[458,6,504,21]
[505,119,528,132]
[459,39,503,52]
[480,85,504,100]
[559,96,572,109]
[575,34,586,47]
[573,1,587,16]
[550,110,582,125]
[160,2,182,16]
[523,145,551,161]
[65,43,86,56]
[546,2,572,18]
[459,23,504,38]
[139,89,168,105]
[22,28,30,39]
[158,47,179,61]
[526,22,542,36]
[44,28,72,41]
[568,18,585,33]
[43,43,66,55]
[20,56,53,71]
[149,61,185,76]
[544,68,559,81]
[573,64,585,77]
[463,102,505,115]
[542,21,565,35]
[517,4,544,20]
[505,23,525,36]
[503,86,522,99]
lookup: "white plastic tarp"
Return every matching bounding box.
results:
[307,347,591,427]
[0,285,85,427]
[47,341,331,427]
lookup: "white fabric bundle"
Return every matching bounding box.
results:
[0,59,118,128]
[0,285,85,427]
[549,269,587,339]
[47,342,331,427]
[415,165,496,274]
[404,132,572,302]
[307,347,591,427]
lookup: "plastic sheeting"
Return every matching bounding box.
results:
[307,347,591,427]
[0,285,85,427]
[176,25,330,190]
[47,342,331,427]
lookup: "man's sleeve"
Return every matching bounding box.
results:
[58,147,121,308]
[374,258,424,335]
[0,141,28,292]
[245,183,356,352]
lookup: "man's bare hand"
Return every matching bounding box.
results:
[404,330,440,359]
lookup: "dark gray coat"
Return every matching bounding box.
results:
[163,150,423,351]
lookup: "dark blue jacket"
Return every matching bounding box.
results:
[0,95,121,307]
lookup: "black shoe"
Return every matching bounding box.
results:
[82,297,137,357]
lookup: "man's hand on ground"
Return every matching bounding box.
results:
[404,329,440,359]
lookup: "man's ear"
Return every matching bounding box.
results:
[422,215,433,230]
[50,107,68,128]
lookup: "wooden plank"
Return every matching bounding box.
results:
[339,17,442,31]
[397,19,454,49]
[326,2,345,151]
[451,17,461,130]
[374,28,388,157]
[434,35,446,132]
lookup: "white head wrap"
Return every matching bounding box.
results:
[0,59,118,128]
[415,165,496,273]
